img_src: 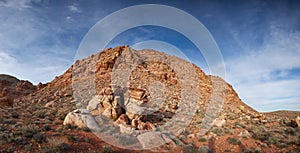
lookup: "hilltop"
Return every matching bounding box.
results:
[0,46,299,153]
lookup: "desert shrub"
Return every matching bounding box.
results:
[3,119,16,124]
[227,137,241,145]
[84,137,91,143]
[250,126,271,142]
[43,125,52,131]
[24,144,32,151]
[101,145,115,153]
[284,127,296,135]
[198,146,211,153]
[33,133,47,143]
[11,112,19,118]
[266,136,279,145]
[67,134,77,142]
[179,135,187,141]
[234,122,246,128]
[36,110,47,119]
[173,138,184,146]
[55,126,64,132]
[198,137,207,142]
[64,123,76,130]
[80,127,91,132]
[212,128,223,136]
[183,144,198,153]
[42,137,69,153]
[22,125,39,138]
[227,113,239,120]
[224,128,233,134]
[278,143,288,148]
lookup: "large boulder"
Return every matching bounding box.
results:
[63,109,99,129]
[86,95,103,115]
[291,116,300,128]
[296,116,300,127]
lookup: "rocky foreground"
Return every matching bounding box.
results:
[0,46,299,153]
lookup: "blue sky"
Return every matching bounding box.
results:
[0,0,299,112]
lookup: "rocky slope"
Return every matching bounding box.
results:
[0,74,36,106]
[0,46,299,153]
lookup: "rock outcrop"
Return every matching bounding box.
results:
[86,87,122,120]
[0,74,37,106]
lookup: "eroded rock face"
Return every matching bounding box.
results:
[86,87,122,120]
[56,46,259,148]
[85,86,157,134]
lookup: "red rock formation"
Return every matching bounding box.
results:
[0,74,36,106]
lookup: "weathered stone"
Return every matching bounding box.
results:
[125,103,146,120]
[291,116,300,128]
[211,118,226,127]
[131,119,139,129]
[296,116,300,127]
[115,114,129,125]
[238,130,251,138]
[119,124,135,135]
[63,109,99,129]
[129,88,146,101]
[86,95,101,111]
[137,121,155,131]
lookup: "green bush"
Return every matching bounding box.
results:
[212,128,223,136]
[198,137,207,142]
[42,137,69,153]
[101,145,115,153]
[11,112,19,118]
[227,137,241,145]
[43,125,52,131]
[183,145,198,153]
[198,146,211,153]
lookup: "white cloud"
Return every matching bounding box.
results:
[0,0,33,9]
[226,25,300,111]
[0,3,74,84]
[67,4,81,13]
[0,50,18,73]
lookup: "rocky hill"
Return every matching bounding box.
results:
[0,46,299,153]
[0,74,36,106]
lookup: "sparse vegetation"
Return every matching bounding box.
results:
[42,137,69,153]
[198,137,207,142]
[211,127,223,136]
[227,137,241,145]
[102,145,115,153]
[198,146,211,153]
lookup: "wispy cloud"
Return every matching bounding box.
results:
[0,50,18,74]
[226,24,300,111]
[0,1,75,84]
[67,4,81,13]
[0,0,33,9]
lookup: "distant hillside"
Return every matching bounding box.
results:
[0,74,37,106]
